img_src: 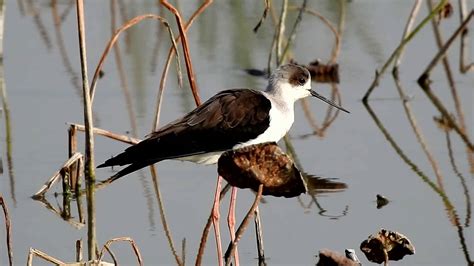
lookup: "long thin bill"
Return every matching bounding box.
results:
[310,90,350,113]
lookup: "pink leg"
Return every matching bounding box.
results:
[212,175,224,266]
[227,186,240,266]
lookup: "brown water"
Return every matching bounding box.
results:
[1,1,473,265]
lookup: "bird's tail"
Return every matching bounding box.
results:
[97,153,128,168]
[102,160,158,183]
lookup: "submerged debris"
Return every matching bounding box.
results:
[360,228,415,265]
[305,59,340,83]
[316,249,360,266]
[243,59,340,83]
[433,115,455,132]
[376,194,390,209]
[218,142,307,197]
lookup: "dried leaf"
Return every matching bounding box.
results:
[360,228,415,264]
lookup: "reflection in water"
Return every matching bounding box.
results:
[0,0,15,206]
[426,0,474,175]
[34,195,85,229]
[51,0,82,96]
[392,70,445,190]
[304,174,347,195]
[364,102,472,264]
[445,131,472,227]
[25,0,53,50]
[299,174,348,219]
[14,1,472,264]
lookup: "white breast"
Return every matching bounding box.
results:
[234,96,294,149]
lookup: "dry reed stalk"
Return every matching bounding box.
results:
[458,0,473,72]
[88,14,179,103]
[267,0,288,72]
[27,248,66,266]
[422,9,474,74]
[393,70,445,190]
[149,166,184,266]
[427,0,470,155]
[147,3,212,265]
[33,197,85,229]
[71,123,140,145]
[181,238,186,265]
[332,0,346,64]
[362,0,448,102]
[279,0,307,63]
[299,84,342,137]
[318,84,343,134]
[103,246,117,265]
[75,0,97,259]
[418,10,474,152]
[275,0,288,66]
[363,103,473,254]
[394,0,423,68]
[33,152,83,198]
[224,185,263,266]
[253,0,270,33]
[160,0,202,106]
[110,0,138,138]
[0,194,13,266]
[154,0,212,128]
[363,103,453,206]
[445,131,472,227]
[0,6,15,206]
[97,237,143,266]
[387,0,443,188]
[288,6,340,63]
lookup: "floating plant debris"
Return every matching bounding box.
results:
[376,194,390,209]
[217,142,307,198]
[360,228,415,265]
[306,59,340,83]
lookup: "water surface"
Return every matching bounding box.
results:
[1,1,473,265]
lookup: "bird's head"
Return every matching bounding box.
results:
[267,63,349,113]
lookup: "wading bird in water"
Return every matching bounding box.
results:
[98,63,349,265]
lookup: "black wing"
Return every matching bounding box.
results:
[98,89,272,179]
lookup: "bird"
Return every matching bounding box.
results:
[98,63,349,181]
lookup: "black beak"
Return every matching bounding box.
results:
[310,90,350,113]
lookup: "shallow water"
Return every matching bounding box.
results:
[1,1,473,265]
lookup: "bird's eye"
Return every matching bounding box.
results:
[298,77,306,85]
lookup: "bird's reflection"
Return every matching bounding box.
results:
[300,173,349,219]
[303,173,347,195]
